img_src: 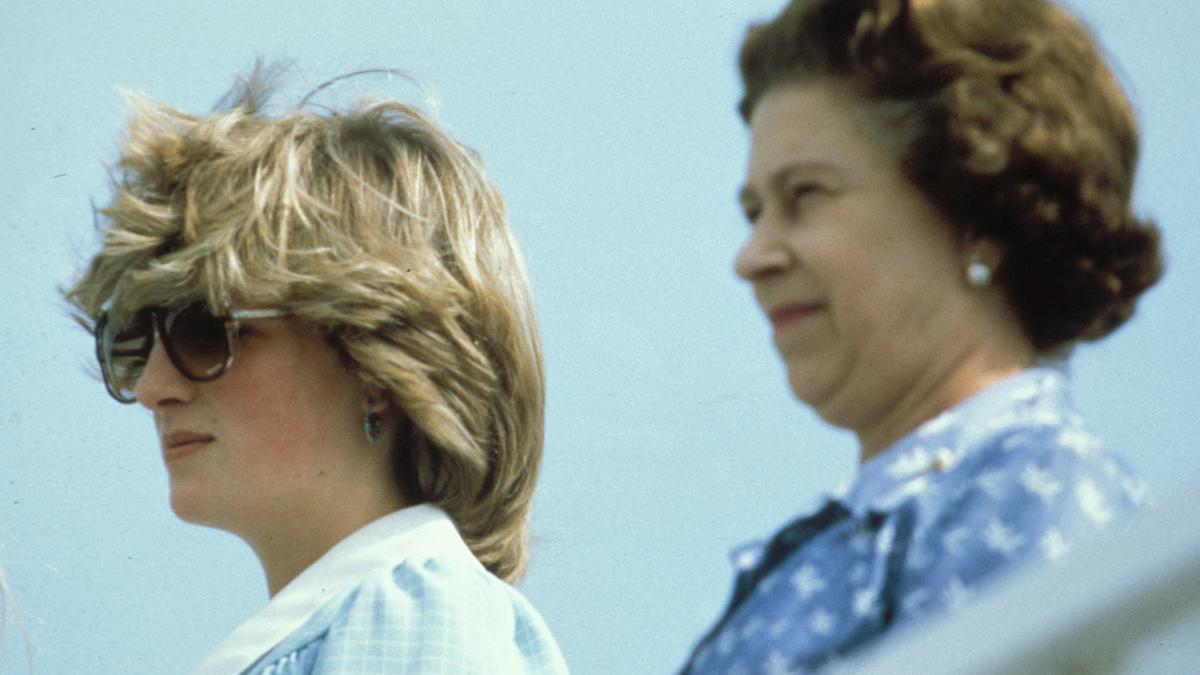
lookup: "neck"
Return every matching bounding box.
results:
[245,483,406,597]
[854,295,1037,464]
[854,353,1030,463]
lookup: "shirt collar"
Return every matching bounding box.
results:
[836,366,1071,515]
[189,504,473,675]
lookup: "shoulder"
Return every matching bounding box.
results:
[945,414,1146,533]
[250,555,567,675]
[326,556,566,673]
[898,414,1145,611]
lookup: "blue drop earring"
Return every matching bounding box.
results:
[363,398,383,444]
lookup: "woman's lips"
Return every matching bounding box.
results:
[162,431,214,463]
[767,303,823,330]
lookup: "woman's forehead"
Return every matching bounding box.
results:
[745,83,892,192]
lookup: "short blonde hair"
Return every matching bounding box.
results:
[65,68,546,582]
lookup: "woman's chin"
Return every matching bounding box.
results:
[168,485,219,526]
[785,363,832,408]
[786,366,862,431]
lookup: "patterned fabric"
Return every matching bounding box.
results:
[190,505,568,675]
[678,367,1146,675]
[244,559,566,674]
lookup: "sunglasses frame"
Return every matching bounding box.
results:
[95,304,290,404]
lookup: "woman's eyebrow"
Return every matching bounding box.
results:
[770,161,839,188]
[740,160,840,205]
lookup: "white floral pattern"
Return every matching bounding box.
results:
[791,565,828,600]
[679,369,1143,675]
[1039,528,1071,562]
[851,590,878,618]
[808,608,836,636]
[1075,479,1114,525]
[1020,463,1064,504]
[982,518,1025,556]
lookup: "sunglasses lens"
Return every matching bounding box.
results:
[164,303,231,379]
[99,314,151,402]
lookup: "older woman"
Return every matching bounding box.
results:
[65,68,567,674]
[679,0,1163,672]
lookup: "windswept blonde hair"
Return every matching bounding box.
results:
[65,67,546,582]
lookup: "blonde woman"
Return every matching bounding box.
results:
[65,68,567,674]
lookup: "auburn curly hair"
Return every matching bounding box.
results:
[739,0,1163,351]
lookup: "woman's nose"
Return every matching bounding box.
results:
[134,337,193,409]
[734,219,792,281]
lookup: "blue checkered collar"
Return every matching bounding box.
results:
[189,504,471,675]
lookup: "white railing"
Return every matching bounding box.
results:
[842,482,1200,674]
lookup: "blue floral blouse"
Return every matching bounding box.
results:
[678,367,1146,675]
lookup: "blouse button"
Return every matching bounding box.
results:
[929,448,958,473]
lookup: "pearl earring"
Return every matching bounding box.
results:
[966,252,993,287]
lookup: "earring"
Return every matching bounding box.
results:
[363,398,383,444]
[965,251,993,287]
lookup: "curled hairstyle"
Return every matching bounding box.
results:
[65,68,546,582]
[739,0,1163,351]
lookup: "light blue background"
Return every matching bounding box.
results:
[2,1,1197,673]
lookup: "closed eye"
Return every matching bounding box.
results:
[778,181,829,218]
[789,182,822,203]
[742,203,762,225]
[738,183,762,225]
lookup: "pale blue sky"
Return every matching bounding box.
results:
[2,1,1197,673]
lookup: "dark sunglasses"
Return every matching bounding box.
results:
[95,302,290,403]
